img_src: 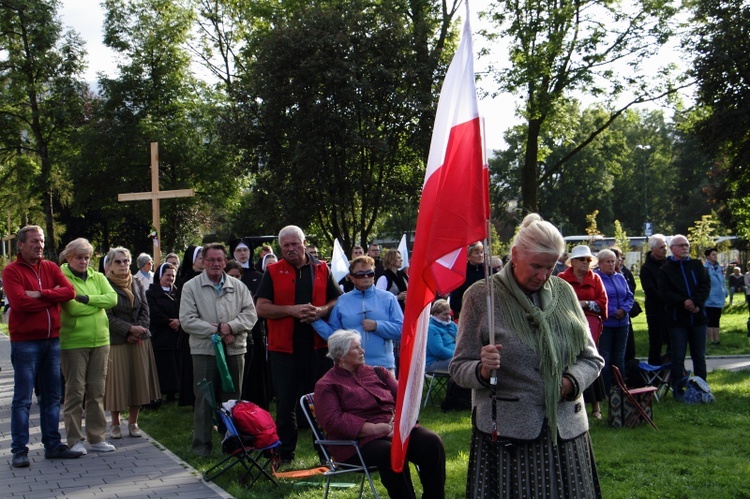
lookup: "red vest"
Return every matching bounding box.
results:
[266,258,330,353]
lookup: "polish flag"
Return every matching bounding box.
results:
[391,14,488,472]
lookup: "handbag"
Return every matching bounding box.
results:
[629,300,642,318]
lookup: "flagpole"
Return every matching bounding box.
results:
[479,116,497,385]
[480,116,499,440]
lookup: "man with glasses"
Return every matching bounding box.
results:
[657,235,710,398]
[256,225,342,464]
[179,242,257,456]
[641,234,671,365]
[3,225,82,467]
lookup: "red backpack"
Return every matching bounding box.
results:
[231,401,279,449]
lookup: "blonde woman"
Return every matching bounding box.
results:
[59,238,118,454]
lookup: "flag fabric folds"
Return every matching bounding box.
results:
[330,238,349,284]
[397,234,410,270]
[391,15,489,472]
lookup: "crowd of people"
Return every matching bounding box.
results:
[2,219,744,498]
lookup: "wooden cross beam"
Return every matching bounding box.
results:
[1,211,15,258]
[118,142,195,266]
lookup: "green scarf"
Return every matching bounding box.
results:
[495,264,589,437]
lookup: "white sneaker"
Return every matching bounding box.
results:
[88,441,116,453]
[70,440,88,455]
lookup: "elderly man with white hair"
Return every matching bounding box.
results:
[255,225,342,464]
[657,235,710,399]
[640,234,670,365]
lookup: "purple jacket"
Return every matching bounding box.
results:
[314,364,397,462]
[595,270,634,328]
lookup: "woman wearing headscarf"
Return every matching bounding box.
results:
[146,263,181,403]
[175,245,204,295]
[451,213,604,498]
[104,247,161,439]
[175,245,203,406]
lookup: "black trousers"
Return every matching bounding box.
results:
[646,313,671,366]
[347,426,446,499]
[268,348,330,457]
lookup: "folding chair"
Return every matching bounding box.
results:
[300,393,380,498]
[203,406,282,488]
[638,361,671,402]
[611,365,658,430]
[198,378,281,489]
[422,368,450,408]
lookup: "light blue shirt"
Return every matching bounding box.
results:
[312,285,403,369]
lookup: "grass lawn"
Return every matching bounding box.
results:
[3,281,749,498]
[136,299,750,499]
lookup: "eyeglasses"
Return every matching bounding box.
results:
[673,243,690,248]
[204,258,226,264]
[113,259,130,265]
[574,257,592,262]
[351,271,375,279]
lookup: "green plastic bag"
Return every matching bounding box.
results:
[212,333,235,393]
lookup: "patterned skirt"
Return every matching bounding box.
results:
[466,424,602,499]
[105,339,161,411]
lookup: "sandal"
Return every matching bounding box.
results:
[592,410,602,420]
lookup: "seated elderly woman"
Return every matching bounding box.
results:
[314,330,446,499]
[426,299,457,372]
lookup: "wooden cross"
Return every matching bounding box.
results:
[118,142,195,266]
[1,211,15,258]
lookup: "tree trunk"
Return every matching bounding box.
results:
[521,118,542,213]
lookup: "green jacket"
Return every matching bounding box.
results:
[60,264,118,350]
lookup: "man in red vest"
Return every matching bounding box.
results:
[255,225,341,464]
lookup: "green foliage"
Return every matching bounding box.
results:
[232,1,432,249]
[491,104,711,236]
[0,0,88,252]
[483,0,680,212]
[687,213,730,258]
[687,0,750,240]
[613,220,629,251]
[68,0,242,255]
[585,210,601,240]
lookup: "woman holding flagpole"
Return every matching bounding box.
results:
[450,213,604,498]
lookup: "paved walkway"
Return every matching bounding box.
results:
[0,333,230,499]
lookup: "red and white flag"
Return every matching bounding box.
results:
[391,14,488,472]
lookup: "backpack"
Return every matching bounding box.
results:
[231,400,279,448]
[676,375,716,404]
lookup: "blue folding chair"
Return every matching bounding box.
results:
[203,406,281,488]
[638,361,671,402]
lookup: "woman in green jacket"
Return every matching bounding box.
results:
[60,238,118,455]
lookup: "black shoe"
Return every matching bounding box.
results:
[279,451,295,465]
[45,444,84,459]
[12,452,30,468]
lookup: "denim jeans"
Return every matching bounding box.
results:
[669,324,707,391]
[10,338,64,455]
[599,325,629,392]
